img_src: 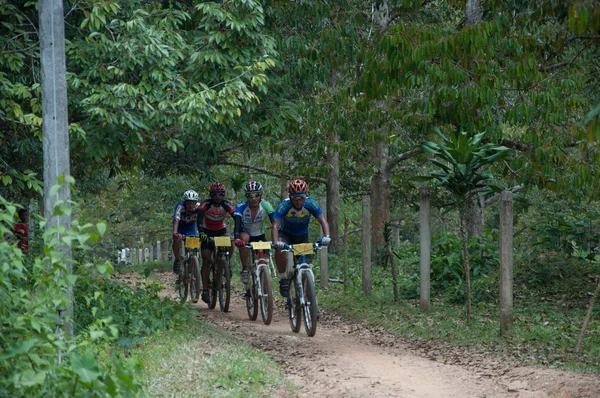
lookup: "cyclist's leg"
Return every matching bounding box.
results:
[239,231,251,283]
[172,238,181,273]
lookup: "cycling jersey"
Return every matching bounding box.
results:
[173,201,200,235]
[273,197,323,236]
[197,199,235,231]
[234,200,274,237]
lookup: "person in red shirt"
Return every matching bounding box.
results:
[195,182,236,303]
[14,209,29,254]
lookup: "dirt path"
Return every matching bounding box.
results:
[138,272,599,397]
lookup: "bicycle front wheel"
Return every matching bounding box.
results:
[190,256,201,303]
[178,261,188,304]
[246,270,258,320]
[218,257,231,312]
[259,266,273,325]
[288,276,301,333]
[302,271,318,337]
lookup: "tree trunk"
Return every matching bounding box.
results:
[370,140,390,263]
[466,0,483,25]
[460,209,472,326]
[576,280,600,353]
[466,192,484,239]
[326,130,340,249]
[279,175,287,201]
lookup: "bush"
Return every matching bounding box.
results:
[430,229,499,303]
[0,195,189,397]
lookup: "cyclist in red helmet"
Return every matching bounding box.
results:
[195,182,236,303]
[272,178,330,299]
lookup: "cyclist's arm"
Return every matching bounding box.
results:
[316,214,330,237]
[172,218,180,235]
[233,214,242,239]
[195,209,206,234]
[271,218,281,243]
[268,212,274,225]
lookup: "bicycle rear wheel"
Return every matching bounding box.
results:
[218,256,231,312]
[246,270,258,321]
[288,275,301,333]
[302,272,318,337]
[259,265,273,325]
[207,261,217,309]
[178,260,188,304]
[190,256,201,303]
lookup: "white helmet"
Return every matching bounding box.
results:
[183,190,199,201]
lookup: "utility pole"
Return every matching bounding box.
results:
[39,0,73,337]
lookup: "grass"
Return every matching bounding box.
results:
[100,260,293,397]
[107,312,292,397]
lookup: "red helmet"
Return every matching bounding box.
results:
[288,179,308,194]
[209,182,225,194]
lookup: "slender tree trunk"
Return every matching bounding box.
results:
[343,216,349,292]
[460,209,472,326]
[370,140,390,263]
[466,192,484,239]
[466,0,483,25]
[576,280,600,353]
[390,245,398,301]
[279,175,287,201]
[326,130,340,249]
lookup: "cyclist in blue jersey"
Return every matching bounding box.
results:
[172,190,200,281]
[233,181,275,284]
[272,179,331,298]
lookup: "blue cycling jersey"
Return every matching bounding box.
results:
[173,200,199,235]
[273,197,323,236]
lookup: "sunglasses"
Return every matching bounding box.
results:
[291,194,306,201]
[245,193,261,199]
[210,192,224,197]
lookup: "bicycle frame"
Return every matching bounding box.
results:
[285,244,321,299]
[248,241,273,300]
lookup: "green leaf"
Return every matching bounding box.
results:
[96,222,107,237]
[71,352,102,384]
[19,370,46,387]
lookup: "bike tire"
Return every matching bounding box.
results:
[207,261,217,309]
[302,272,318,337]
[190,256,201,303]
[259,265,273,325]
[288,275,302,333]
[178,260,188,304]
[246,271,258,321]
[218,257,231,312]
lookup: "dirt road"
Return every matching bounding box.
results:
[153,271,599,398]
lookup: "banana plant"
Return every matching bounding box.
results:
[416,128,512,326]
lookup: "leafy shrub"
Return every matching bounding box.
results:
[430,229,499,303]
[74,274,189,342]
[0,194,192,396]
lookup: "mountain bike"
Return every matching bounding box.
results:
[244,241,275,325]
[206,236,232,312]
[177,235,201,304]
[282,242,323,337]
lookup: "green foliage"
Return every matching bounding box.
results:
[430,230,499,303]
[0,195,144,396]
[418,129,512,206]
[0,0,277,192]
[74,276,189,342]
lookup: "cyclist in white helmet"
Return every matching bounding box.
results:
[233,181,275,284]
[172,190,200,279]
